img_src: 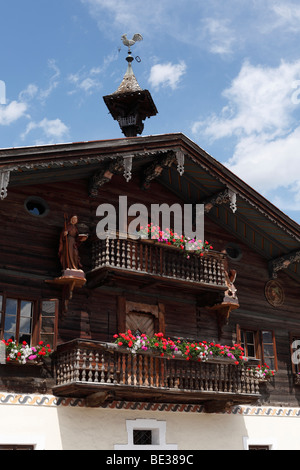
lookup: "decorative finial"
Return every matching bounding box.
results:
[103,32,157,137]
[121,33,143,53]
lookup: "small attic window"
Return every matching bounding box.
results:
[25,197,49,217]
[226,242,242,261]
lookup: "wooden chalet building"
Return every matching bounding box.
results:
[0,46,300,451]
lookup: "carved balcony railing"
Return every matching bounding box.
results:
[88,237,227,293]
[53,340,261,410]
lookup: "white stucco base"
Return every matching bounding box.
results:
[0,393,300,450]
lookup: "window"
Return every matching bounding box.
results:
[243,436,277,450]
[114,419,177,450]
[240,330,256,359]
[225,243,242,261]
[0,294,58,348]
[237,326,277,370]
[40,300,57,349]
[0,444,34,450]
[133,430,152,446]
[24,197,49,217]
[2,297,34,344]
[248,445,270,450]
[261,330,277,370]
[0,434,45,450]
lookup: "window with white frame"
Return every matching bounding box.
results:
[243,436,277,450]
[114,419,178,450]
[0,434,45,450]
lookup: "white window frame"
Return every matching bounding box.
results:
[0,433,45,450]
[114,419,178,450]
[243,436,277,450]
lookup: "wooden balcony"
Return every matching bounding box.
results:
[53,340,261,411]
[87,237,228,297]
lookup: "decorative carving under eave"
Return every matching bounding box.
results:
[0,170,10,200]
[141,151,177,189]
[89,158,124,196]
[269,249,300,279]
[203,188,237,214]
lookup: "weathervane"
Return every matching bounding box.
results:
[103,32,157,137]
[121,33,143,53]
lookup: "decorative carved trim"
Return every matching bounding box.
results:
[269,250,300,279]
[207,269,239,339]
[203,188,237,214]
[0,170,10,200]
[176,150,185,176]
[123,156,133,182]
[89,158,124,196]
[141,151,176,189]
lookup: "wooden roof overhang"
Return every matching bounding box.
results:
[0,132,299,282]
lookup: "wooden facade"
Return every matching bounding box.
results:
[0,133,300,413]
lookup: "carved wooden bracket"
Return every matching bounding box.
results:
[206,270,239,339]
[85,391,115,407]
[203,399,234,413]
[202,188,237,214]
[269,249,300,279]
[89,158,124,196]
[141,151,177,189]
[46,269,86,314]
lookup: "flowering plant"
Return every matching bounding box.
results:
[252,363,275,379]
[113,330,247,365]
[139,223,213,257]
[2,339,52,364]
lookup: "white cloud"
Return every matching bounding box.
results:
[21,118,69,142]
[81,0,167,35]
[201,17,235,56]
[271,1,300,32]
[68,68,102,95]
[194,60,300,140]
[192,59,300,211]
[226,127,300,193]
[39,59,60,103]
[148,61,186,91]
[18,84,39,102]
[0,101,28,125]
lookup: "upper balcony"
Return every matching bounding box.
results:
[53,339,261,411]
[87,237,228,299]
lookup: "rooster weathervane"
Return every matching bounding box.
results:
[121,33,143,53]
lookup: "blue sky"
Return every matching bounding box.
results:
[1,0,300,224]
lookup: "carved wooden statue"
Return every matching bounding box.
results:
[58,215,88,271]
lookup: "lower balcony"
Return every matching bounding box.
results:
[53,339,261,411]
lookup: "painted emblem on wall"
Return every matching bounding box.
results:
[265,280,285,307]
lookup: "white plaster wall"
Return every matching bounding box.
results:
[1,400,300,450]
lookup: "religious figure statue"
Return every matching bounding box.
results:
[58,215,88,271]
